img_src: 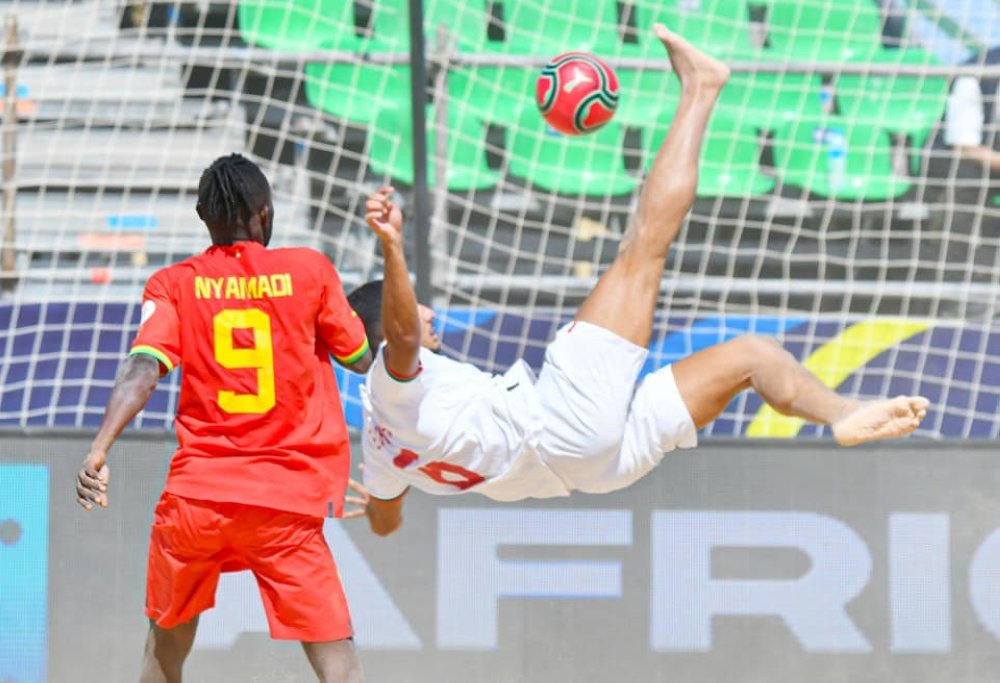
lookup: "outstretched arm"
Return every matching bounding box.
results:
[956,144,1000,171]
[365,186,421,378]
[76,353,160,510]
[366,495,406,536]
[344,476,406,536]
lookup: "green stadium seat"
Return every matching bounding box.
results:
[868,45,943,67]
[835,70,950,167]
[304,62,410,125]
[614,68,680,127]
[447,65,537,128]
[718,72,825,130]
[377,0,495,52]
[500,0,622,54]
[420,0,496,52]
[643,109,775,198]
[239,0,410,52]
[368,105,501,191]
[238,0,363,51]
[772,114,911,200]
[616,69,822,132]
[762,0,886,62]
[619,0,761,60]
[508,106,638,195]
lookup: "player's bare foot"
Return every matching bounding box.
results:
[831,396,930,447]
[654,23,730,93]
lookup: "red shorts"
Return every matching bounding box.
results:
[145,492,352,642]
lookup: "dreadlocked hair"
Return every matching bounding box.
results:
[197,154,271,236]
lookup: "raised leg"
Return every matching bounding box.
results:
[671,334,929,446]
[140,617,199,683]
[302,638,364,683]
[575,24,730,347]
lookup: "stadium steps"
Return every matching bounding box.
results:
[6,1,121,47]
[11,191,318,257]
[11,63,208,126]
[15,109,247,191]
[11,187,323,299]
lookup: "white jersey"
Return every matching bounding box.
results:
[361,322,698,501]
[360,345,572,501]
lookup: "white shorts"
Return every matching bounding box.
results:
[535,321,698,494]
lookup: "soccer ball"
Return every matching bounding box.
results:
[536,52,619,136]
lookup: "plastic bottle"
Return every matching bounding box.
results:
[826,127,846,195]
[944,76,983,147]
[818,83,835,115]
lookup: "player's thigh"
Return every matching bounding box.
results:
[536,321,646,459]
[574,254,665,348]
[146,494,228,627]
[670,336,764,429]
[236,508,352,642]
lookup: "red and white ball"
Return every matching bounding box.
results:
[536,52,619,136]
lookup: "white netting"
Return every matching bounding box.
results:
[0,0,997,439]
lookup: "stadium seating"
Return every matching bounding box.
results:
[762,0,888,62]
[14,2,120,49]
[642,108,775,198]
[389,0,498,52]
[18,64,204,126]
[834,46,949,172]
[772,114,912,200]
[836,72,949,164]
[304,61,410,125]
[239,0,365,51]
[616,69,823,131]
[500,0,622,54]
[447,65,537,129]
[614,68,680,127]
[14,192,316,258]
[717,72,825,131]
[17,116,246,192]
[237,0,418,52]
[10,0,995,449]
[240,0,496,53]
[621,0,761,59]
[508,107,637,195]
[368,105,501,190]
[352,0,492,52]
[618,69,817,199]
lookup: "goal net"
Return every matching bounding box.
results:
[0,0,996,440]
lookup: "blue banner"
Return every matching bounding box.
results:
[1,302,998,439]
[0,464,49,683]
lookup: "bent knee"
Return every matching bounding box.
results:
[730,334,793,386]
[730,333,784,356]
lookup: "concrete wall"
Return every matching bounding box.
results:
[2,433,999,682]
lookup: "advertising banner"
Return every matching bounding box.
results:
[2,433,998,682]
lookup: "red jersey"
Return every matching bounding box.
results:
[130,241,368,518]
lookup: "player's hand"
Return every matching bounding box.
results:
[364,186,404,245]
[343,475,371,520]
[76,455,110,511]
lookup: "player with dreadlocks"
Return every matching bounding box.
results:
[75,154,372,682]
